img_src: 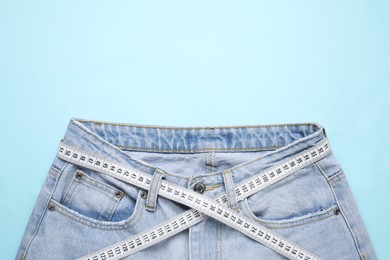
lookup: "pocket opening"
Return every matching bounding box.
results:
[241,198,339,229]
[50,167,144,229]
[241,163,339,229]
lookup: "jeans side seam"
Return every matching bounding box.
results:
[189,226,193,260]
[21,164,64,260]
[219,221,223,260]
[215,220,218,260]
[314,161,365,260]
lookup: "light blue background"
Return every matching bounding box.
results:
[1,1,388,259]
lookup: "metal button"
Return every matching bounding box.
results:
[193,182,206,194]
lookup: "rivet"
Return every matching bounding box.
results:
[141,190,148,199]
[334,207,341,215]
[115,190,123,198]
[48,203,55,211]
[75,171,83,180]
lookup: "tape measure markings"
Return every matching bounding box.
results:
[56,140,330,260]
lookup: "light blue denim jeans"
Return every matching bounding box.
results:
[16,118,377,259]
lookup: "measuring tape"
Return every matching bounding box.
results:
[56,139,330,260]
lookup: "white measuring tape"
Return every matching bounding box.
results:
[56,139,331,260]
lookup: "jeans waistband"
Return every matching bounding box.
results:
[59,118,329,194]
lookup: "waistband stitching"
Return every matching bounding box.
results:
[69,119,325,180]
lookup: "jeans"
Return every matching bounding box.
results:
[16,118,377,259]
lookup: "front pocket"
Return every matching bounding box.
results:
[50,164,145,229]
[49,189,144,230]
[60,169,124,221]
[241,162,339,229]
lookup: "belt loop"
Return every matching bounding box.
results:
[145,168,166,212]
[222,169,239,212]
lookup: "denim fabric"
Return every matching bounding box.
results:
[16,118,377,260]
